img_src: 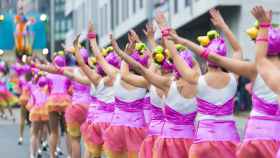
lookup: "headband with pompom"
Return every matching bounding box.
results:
[197,30,227,67]
[152,46,173,72]
[247,21,280,56]
[174,50,194,78]
[96,46,121,76]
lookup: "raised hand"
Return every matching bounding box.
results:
[251,6,272,24]
[143,23,156,39]
[110,34,120,51]
[209,8,227,30]
[168,30,180,42]
[73,34,80,50]
[129,30,141,43]
[155,11,168,28]
[88,21,95,32]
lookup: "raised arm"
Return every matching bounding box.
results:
[88,23,118,79]
[169,29,256,80]
[155,12,200,84]
[111,34,171,91]
[252,6,280,95]
[120,61,150,88]
[210,8,242,60]
[143,23,158,50]
[27,57,58,74]
[73,35,101,86]
[62,68,91,85]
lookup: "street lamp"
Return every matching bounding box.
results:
[40,14,47,22]
[42,48,49,55]
[0,14,5,21]
[0,49,4,56]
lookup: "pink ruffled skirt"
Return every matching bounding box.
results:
[189,120,240,158]
[81,121,110,157]
[153,138,193,158]
[65,103,88,137]
[236,116,280,158]
[103,125,147,158]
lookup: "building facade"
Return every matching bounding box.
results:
[65,0,280,59]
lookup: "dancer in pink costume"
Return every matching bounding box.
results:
[165,9,242,158]
[86,28,149,157]
[112,12,200,157]
[16,63,33,145]
[248,6,280,158]
[73,31,120,158]
[29,54,72,158]
[110,29,171,157]
[29,50,93,158]
[28,71,50,158]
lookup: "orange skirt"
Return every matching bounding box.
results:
[236,140,280,158]
[189,141,239,158]
[45,93,71,112]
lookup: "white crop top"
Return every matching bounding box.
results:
[253,74,278,103]
[113,74,147,102]
[91,79,114,103]
[149,85,165,109]
[164,81,197,114]
[197,73,237,106]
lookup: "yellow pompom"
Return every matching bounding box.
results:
[89,57,97,65]
[154,53,164,63]
[246,27,258,40]
[38,71,44,75]
[58,50,64,56]
[135,43,146,51]
[154,46,164,54]
[207,30,219,40]
[175,44,186,51]
[197,36,210,46]
[101,49,108,56]
[164,49,171,59]
[106,46,114,53]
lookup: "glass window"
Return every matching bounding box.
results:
[55,21,60,32]
[110,0,114,29]
[122,0,126,21]
[174,0,178,13]
[140,0,143,8]
[100,8,103,36]
[105,4,108,34]
[133,0,136,13]
[116,0,119,26]
[185,0,190,6]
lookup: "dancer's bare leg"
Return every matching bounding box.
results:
[49,112,60,158]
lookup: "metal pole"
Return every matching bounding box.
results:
[50,0,54,55]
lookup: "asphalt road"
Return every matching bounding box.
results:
[0,108,248,158]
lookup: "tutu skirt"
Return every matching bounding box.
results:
[189,141,238,158]
[81,121,110,157]
[103,125,147,158]
[65,103,88,137]
[0,96,8,107]
[276,148,280,158]
[18,88,29,107]
[5,91,18,106]
[46,93,71,112]
[29,105,49,122]
[237,140,279,158]
[153,138,193,158]
[139,135,158,158]
[189,120,240,158]
[236,116,280,158]
[0,90,18,107]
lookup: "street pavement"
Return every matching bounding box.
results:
[0,108,68,158]
[0,108,249,158]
